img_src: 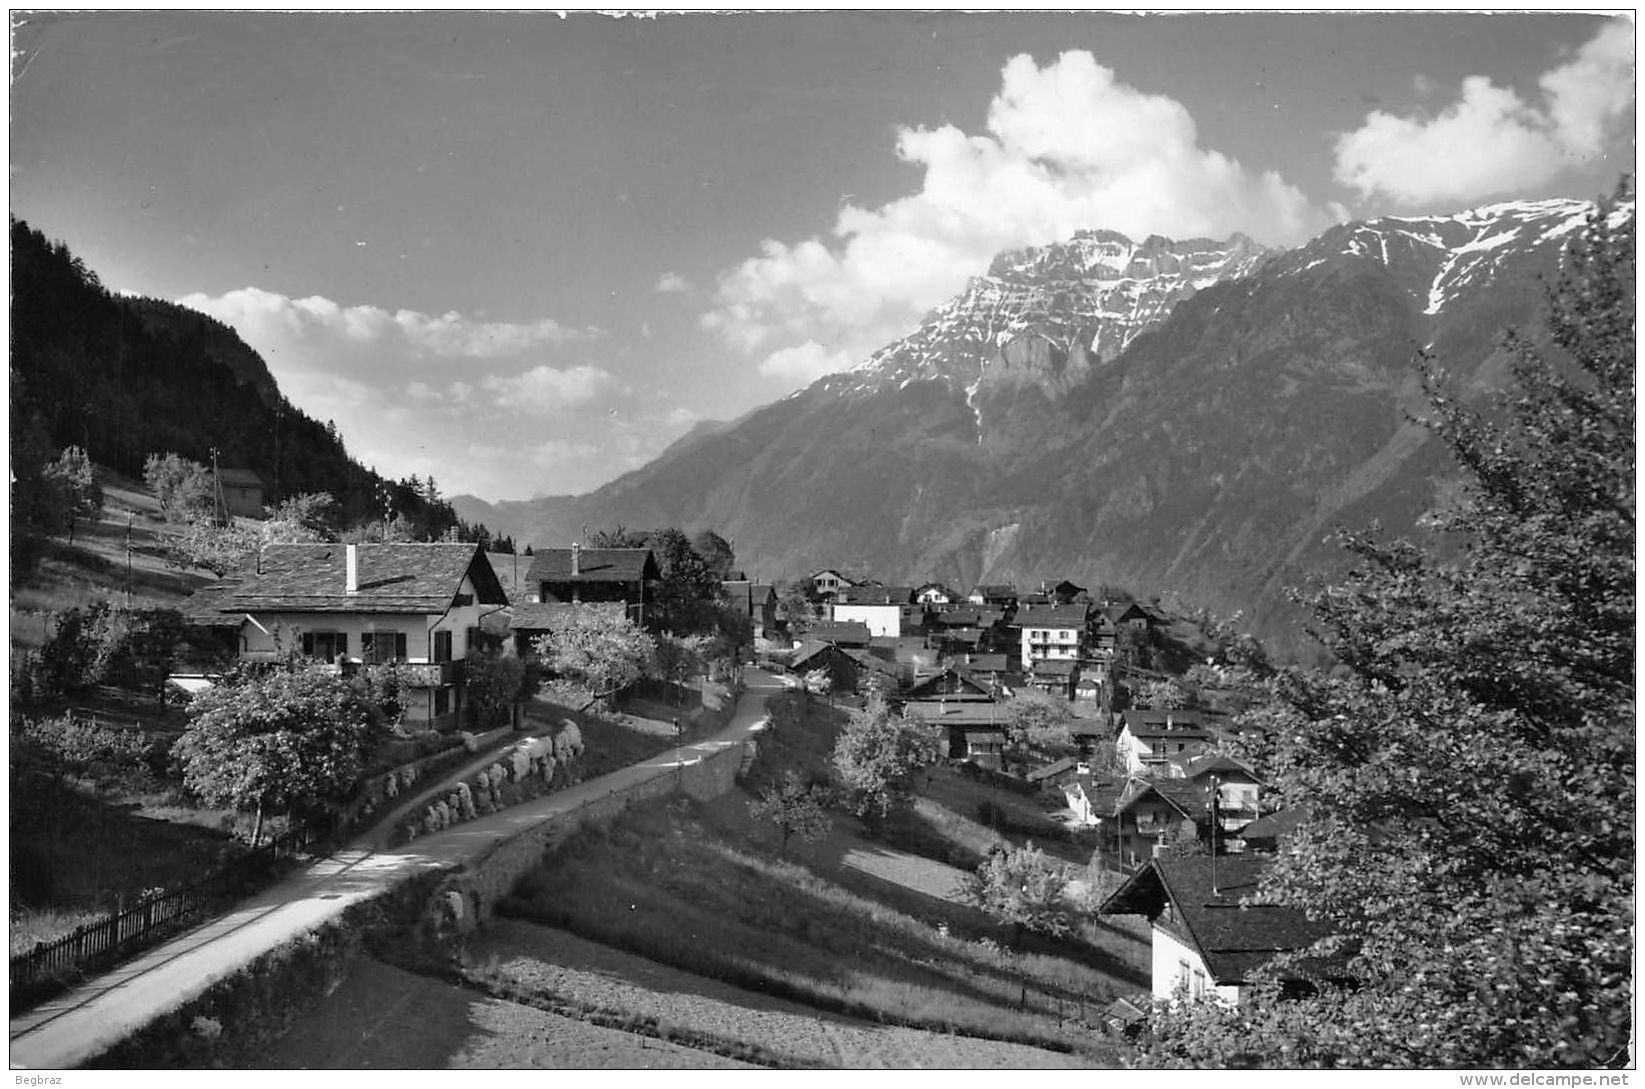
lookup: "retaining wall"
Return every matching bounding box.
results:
[440,737,748,927]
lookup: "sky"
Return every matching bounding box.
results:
[9,9,1635,503]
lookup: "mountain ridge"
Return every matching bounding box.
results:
[449,195,1618,657]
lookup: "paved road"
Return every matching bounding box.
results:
[8,668,784,1070]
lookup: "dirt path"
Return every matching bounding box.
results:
[468,919,1092,1069]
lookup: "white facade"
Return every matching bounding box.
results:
[831,603,902,638]
[236,571,493,725]
[1150,923,1242,1005]
[1019,623,1083,670]
[1117,724,1208,775]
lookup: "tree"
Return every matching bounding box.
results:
[163,513,262,577]
[747,770,833,852]
[587,525,648,548]
[645,527,723,634]
[1131,184,1635,1068]
[1131,678,1191,711]
[533,605,657,702]
[46,445,102,544]
[961,843,1073,946]
[775,579,815,636]
[1001,691,1076,767]
[466,651,526,730]
[173,665,381,846]
[830,695,941,825]
[143,453,213,522]
[268,492,340,540]
[691,529,737,580]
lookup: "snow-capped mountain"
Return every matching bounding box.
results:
[454,191,1629,658]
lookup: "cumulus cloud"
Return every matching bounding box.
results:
[480,364,617,412]
[179,286,601,363]
[1334,21,1634,205]
[699,50,1330,388]
[655,271,694,295]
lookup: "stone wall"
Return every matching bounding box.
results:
[439,736,751,929]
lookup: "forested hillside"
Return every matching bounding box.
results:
[9,218,494,559]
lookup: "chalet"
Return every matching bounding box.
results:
[1116,710,1212,774]
[722,580,779,638]
[1025,755,1082,788]
[845,647,905,696]
[526,545,659,626]
[789,640,862,694]
[905,699,1008,769]
[1040,579,1088,605]
[914,582,957,606]
[1017,603,1090,671]
[967,584,1018,609]
[188,542,508,731]
[1166,753,1263,836]
[1106,601,1155,633]
[1100,855,1334,1005]
[1109,778,1210,869]
[905,666,996,702]
[805,620,872,648]
[808,569,856,600]
[1028,656,1080,699]
[213,468,267,521]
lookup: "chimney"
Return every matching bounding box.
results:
[571,541,581,576]
[346,544,358,594]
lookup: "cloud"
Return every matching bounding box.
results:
[179,286,601,365]
[480,364,617,412]
[655,271,693,295]
[1334,22,1634,205]
[758,340,857,383]
[701,50,1330,387]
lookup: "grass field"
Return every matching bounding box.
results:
[495,793,1125,1060]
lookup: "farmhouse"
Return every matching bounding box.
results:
[1016,603,1090,671]
[1116,710,1212,774]
[1100,855,1333,1006]
[212,467,267,521]
[527,544,659,625]
[189,541,508,730]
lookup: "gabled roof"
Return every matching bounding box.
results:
[970,584,1017,598]
[807,620,872,646]
[1169,752,1263,784]
[1017,604,1091,629]
[903,700,1008,727]
[792,640,858,670]
[1099,856,1334,985]
[214,467,265,488]
[1106,602,1154,624]
[1238,807,1310,842]
[1026,755,1079,783]
[1031,658,1080,677]
[195,542,507,616]
[510,601,627,632]
[1115,777,1210,820]
[1119,709,1211,740]
[834,586,912,606]
[527,547,659,584]
[906,667,994,699]
[957,653,1010,674]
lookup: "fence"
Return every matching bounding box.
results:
[10,818,328,1011]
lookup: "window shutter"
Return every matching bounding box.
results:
[301,632,314,656]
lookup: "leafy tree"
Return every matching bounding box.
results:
[45,445,102,544]
[645,527,723,634]
[830,694,941,825]
[1001,691,1076,766]
[163,513,262,577]
[465,651,526,730]
[174,665,381,846]
[533,605,657,702]
[747,770,833,852]
[691,529,738,580]
[587,525,648,548]
[775,579,815,636]
[1131,678,1191,711]
[269,492,340,540]
[1131,184,1635,1068]
[143,453,213,523]
[961,843,1073,946]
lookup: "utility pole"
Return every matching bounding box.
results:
[1210,773,1221,895]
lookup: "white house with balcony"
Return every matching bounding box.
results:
[1115,710,1212,774]
[1016,603,1089,671]
[188,541,510,731]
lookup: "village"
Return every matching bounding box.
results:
[162,523,1320,1020]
